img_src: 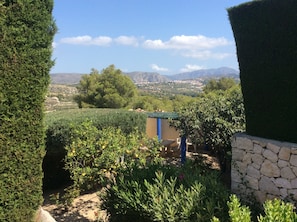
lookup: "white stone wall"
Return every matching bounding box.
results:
[231,133,297,204]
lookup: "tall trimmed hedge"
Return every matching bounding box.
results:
[0,1,56,221]
[228,0,297,143]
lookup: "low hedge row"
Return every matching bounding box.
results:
[43,109,147,190]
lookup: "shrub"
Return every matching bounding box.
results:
[258,198,297,222]
[227,194,251,222]
[43,109,147,189]
[213,194,297,222]
[172,85,245,171]
[0,1,56,221]
[101,161,230,222]
[60,120,163,206]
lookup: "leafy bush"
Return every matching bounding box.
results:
[258,199,297,222]
[174,85,245,151]
[60,120,163,205]
[43,109,147,189]
[101,161,230,222]
[213,194,297,222]
[172,85,245,171]
[227,194,251,222]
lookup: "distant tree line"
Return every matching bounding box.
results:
[75,66,241,113]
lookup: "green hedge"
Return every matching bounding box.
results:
[228,0,297,143]
[0,1,56,221]
[43,109,147,189]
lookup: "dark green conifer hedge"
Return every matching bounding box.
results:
[0,0,56,220]
[228,0,297,143]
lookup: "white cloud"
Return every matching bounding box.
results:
[151,64,169,72]
[180,64,205,73]
[58,34,230,51]
[143,35,230,50]
[114,36,139,46]
[143,39,164,49]
[60,35,112,46]
[57,35,231,61]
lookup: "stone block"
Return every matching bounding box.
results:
[232,149,246,161]
[231,168,242,183]
[279,147,291,161]
[243,153,252,165]
[290,155,297,167]
[234,161,248,174]
[259,176,280,196]
[280,167,296,180]
[252,154,264,166]
[267,142,280,154]
[260,160,280,177]
[247,165,260,179]
[278,159,289,168]
[292,167,297,177]
[253,138,267,148]
[236,136,253,151]
[291,178,297,189]
[263,149,278,163]
[35,207,57,222]
[252,162,261,170]
[246,175,259,190]
[274,178,292,189]
[253,144,263,154]
[291,149,297,155]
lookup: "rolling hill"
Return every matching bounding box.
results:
[50,67,239,85]
[166,67,239,81]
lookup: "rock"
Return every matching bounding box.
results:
[35,207,56,222]
[260,160,280,177]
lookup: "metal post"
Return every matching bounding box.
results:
[157,118,162,141]
[181,135,186,164]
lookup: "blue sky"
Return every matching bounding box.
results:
[51,0,249,75]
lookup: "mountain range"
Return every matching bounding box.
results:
[50,67,239,85]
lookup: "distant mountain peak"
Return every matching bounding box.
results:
[125,71,170,83]
[166,67,239,81]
